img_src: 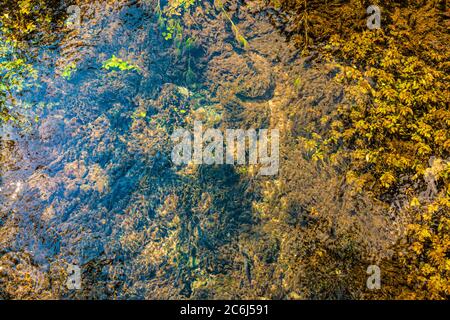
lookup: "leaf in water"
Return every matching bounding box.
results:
[62,62,77,79]
[102,55,140,72]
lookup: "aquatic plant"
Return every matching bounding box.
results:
[252,0,450,300]
[101,55,140,72]
[155,0,196,46]
[214,0,248,48]
[61,62,77,79]
[0,0,64,124]
[0,0,55,42]
[0,37,37,123]
[157,0,247,48]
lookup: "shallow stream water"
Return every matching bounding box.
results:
[0,0,274,299]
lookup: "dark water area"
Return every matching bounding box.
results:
[0,0,263,299]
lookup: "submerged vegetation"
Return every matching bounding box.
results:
[0,0,449,300]
[0,0,64,124]
[102,55,140,72]
[0,39,36,123]
[267,0,449,299]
